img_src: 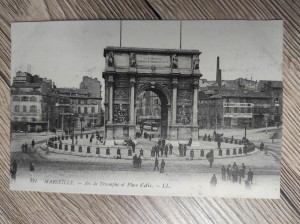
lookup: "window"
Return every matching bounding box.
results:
[22,96,28,101]
[84,107,88,114]
[14,105,20,112]
[23,106,27,112]
[91,107,95,113]
[32,117,36,122]
[21,117,27,122]
[30,96,37,101]
[14,117,18,121]
[30,105,37,112]
[13,96,20,101]
[78,107,81,114]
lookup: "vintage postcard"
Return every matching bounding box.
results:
[10,20,282,198]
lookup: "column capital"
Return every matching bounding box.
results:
[193,77,199,89]
[108,75,114,87]
[172,77,178,89]
[130,76,136,87]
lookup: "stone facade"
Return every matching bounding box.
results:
[102,47,202,142]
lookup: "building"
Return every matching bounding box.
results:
[79,76,103,126]
[47,87,102,132]
[11,71,52,132]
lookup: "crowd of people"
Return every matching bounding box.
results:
[151,138,173,158]
[220,162,254,186]
[10,160,35,182]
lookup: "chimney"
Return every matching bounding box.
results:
[216,57,222,89]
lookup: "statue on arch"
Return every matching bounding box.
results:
[129,52,136,68]
[193,55,199,70]
[107,51,114,67]
[171,54,178,69]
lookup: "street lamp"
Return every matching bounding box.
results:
[72,117,76,145]
[244,120,248,152]
[80,117,85,134]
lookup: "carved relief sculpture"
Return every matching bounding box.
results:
[113,104,129,124]
[176,105,191,125]
[177,89,192,101]
[114,88,129,98]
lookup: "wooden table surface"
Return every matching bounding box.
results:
[0,1,299,223]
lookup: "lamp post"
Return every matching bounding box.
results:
[72,117,76,145]
[244,120,248,152]
[80,117,85,134]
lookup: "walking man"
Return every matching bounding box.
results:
[164,145,168,157]
[10,160,17,182]
[169,144,173,155]
[210,174,217,187]
[30,162,35,179]
[247,169,254,183]
[154,157,159,171]
[31,139,35,149]
[221,165,226,180]
[160,159,165,173]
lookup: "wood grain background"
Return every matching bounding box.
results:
[0,0,299,223]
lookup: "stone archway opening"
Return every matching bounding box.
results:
[135,88,169,139]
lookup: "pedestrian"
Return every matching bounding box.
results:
[188,136,192,146]
[227,164,232,181]
[241,163,246,178]
[162,138,165,148]
[247,169,254,183]
[160,159,165,173]
[169,144,173,155]
[10,160,17,182]
[30,162,35,179]
[207,149,214,168]
[133,154,137,167]
[24,142,28,153]
[149,134,152,141]
[160,146,163,157]
[31,139,35,149]
[158,138,162,147]
[137,155,142,168]
[164,145,168,157]
[210,174,217,187]
[154,157,159,171]
[232,162,238,170]
[184,145,187,156]
[21,144,25,152]
[190,149,194,160]
[221,165,226,180]
[132,142,136,153]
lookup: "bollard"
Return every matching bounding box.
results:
[71,145,75,152]
[151,150,155,157]
[86,134,88,139]
[96,147,100,155]
[79,146,82,153]
[200,149,204,157]
[140,149,144,156]
[233,148,237,155]
[106,148,110,155]
[218,149,222,156]
[64,144,68,151]
[62,135,64,140]
[55,143,58,149]
[87,146,91,153]
[238,147,242,154]
[226,149,230,155]
[235,139,238,144]
[128,149,132,156]
[59,144,62,150]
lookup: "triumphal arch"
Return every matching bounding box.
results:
[102,47,202,143]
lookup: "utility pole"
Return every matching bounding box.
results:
[179,20,182,49]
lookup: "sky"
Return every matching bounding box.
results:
[11,20,283,89]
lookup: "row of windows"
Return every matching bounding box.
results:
[77,107,95,114]
[224,107,270,114]
[14,117,37,122]
[14,105,37,113]
[13,96,37,102]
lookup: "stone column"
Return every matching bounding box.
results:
[169,77,178,140]
[105,74,114,143]
[191,77,200,143]
[108,75,114,124]
[129,76,136,138]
